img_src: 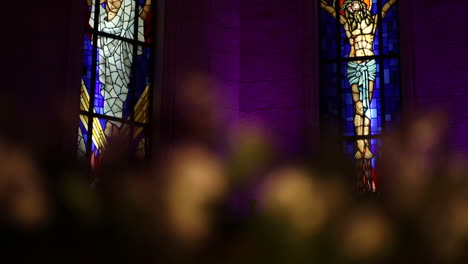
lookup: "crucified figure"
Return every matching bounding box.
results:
[87,0,152,136]
[321,0,397,160]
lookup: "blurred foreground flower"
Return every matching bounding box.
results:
[163,144,227,247]
[0,141,49,228]
[381,112,448,211]
[423,191,468,262]
[175,72,225,142]
[339,208,394,261]
[228,123,273,186]
[261,167,339,237]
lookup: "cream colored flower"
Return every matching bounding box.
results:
[261,167,332,236]
[0,142,49,228]
[340,209,394,260]
[163,145,227,246]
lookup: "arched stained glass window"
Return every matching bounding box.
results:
[77,0,155,167]
[319,0,401,192]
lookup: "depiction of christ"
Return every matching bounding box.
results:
[320,0,397,160]
[87,0,152,136]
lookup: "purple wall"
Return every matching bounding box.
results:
[165,0,313,157]
[237,0,307,157]
[408,0,468,154]
[206,0,240,132]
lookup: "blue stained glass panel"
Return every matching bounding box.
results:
[380,1,399,55]
[81,33,104,115]
[81,34,93,112]
[343,140,355,161]
[77,119,89,159]
[320,63,340,137]
[370,138,380,154]
[369,138,382,168]
[382,58,401,129]
[319,7,339,60]
[370,0,379,14]
[134,46,152,124]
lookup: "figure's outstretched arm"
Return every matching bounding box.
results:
[320,0,346,24]
[87,0,106,7]
[140,0,152,20]
[381,0,397,19]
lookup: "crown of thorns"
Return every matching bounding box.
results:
[340,0,363,11]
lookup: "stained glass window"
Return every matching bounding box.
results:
[319,0,401,192]
[77,0,155,167]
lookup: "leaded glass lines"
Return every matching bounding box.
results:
[78,0,155,167]
[319,0,401,192]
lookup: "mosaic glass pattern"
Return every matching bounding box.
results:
[320,0,400,192]
[134,126,148,160]
[78,0,154,165]
[91,118,122,167]
[319,63,340,137]
[319,6,339,61]
[77,120,89,159]
[339,0,381,58]
[81,34,95,112]
[87,0,146,41]
[339,61,383,137]
[134,46,152,124]
[344,139,382,191]
[380,0,399,54]
[383,58,401,129]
